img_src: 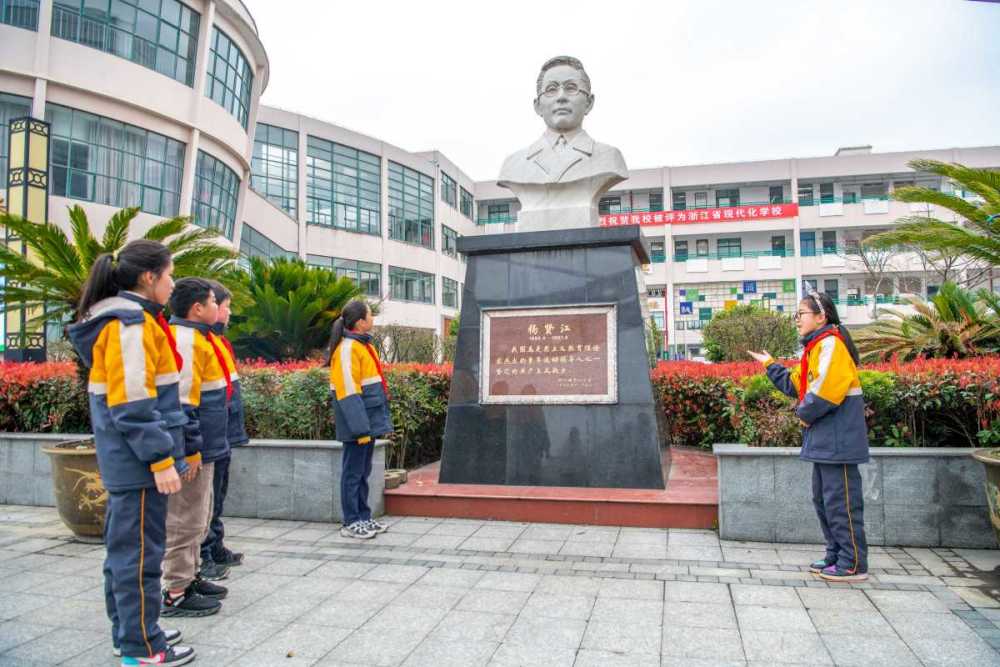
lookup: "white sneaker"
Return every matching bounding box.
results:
[364,519,388,534]
[340,521,375,539]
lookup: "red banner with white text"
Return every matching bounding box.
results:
[600,203,799,227]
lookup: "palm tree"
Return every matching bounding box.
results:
[228,256,365,361]
[854,282,1000,362]
[0,205,243,328]
[864,159,1000,268]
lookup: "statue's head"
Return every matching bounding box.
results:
[534,56,594,133]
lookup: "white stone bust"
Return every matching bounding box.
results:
[498,56,629,231]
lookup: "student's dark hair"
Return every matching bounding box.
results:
[206,279,232,305]
[77,239,172,320]
[169,277,214,320]
[801,291,861,365]
[324,300,371,365]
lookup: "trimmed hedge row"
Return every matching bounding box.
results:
[2,357,998,468]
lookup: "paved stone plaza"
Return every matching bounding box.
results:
[1,505,1000,666]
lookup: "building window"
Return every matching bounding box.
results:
[822,230,837,254]
[843,191,858,204]
[804,279,818,295]
[251,123,298,219]
[695,239,709,256]
[771,235,786,256]
[0,93,31,181]
[861,182,887,200]
[388,162,434,249]
[441,171,457,208]
[717,238,742,258]
[716,188,739,207]
[927,284,940,298]
[798,184,814,206]
[239,224,294,263]
[650,241,666,263]
[769,185,783,204]
[820,182,835,204]
[2,0,38,29]
[204,26,253,128]
[674,240,688,261]
[193,150,239,239]
[800,231,816,257]
[51,0,200,85]
[442,225,459,258]
[649,192,664,212]
[389,266,434,304]
[306,136,380,235]
[460,187,473,219]
[47,103,185,217]
[824,279,839,302]
[307,255,382,297]
[672,191,686,211]
[694,191,708,209]
[599,196,621,215]
[443,276,459,309]
[487,202,510,222]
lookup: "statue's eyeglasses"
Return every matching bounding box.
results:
[540,80,590,98]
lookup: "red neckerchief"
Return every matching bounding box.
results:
[362,342,390,400]
[799,327,844,403]
[205,331,233,401]
[155,311,183,371]
[220,334,237,366]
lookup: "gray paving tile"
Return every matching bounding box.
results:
[503,615,586,649]
[882,610,980,641]
[191,615,289,649]
[475,572,540,593]
[324,629,428,667]
[253,622,352,659]
[667,546,724,561]
[808,608,894,636]
[596,577,663,600]
[819,635,921,667]
[736,605,816,633]
[663,601,737,629]
[796,587,876,611]
[2,627,103,663]
[590,596,663,624]
[508,539,563,555]
[389,584,465,610]
[487,642,576,667]
[905,637,1000,666]
[457,588,531,615]
[741,630,833,664]
[402,638,498,667]
[731,583,803,608]
[557,541,613,558]
[661,625,745,661]
[0,622,53,655]
[257,557,325,577]
[573,649,660,667]
[865,589,951,613]
[520,593,594,620]
[362,564,431,584]
[429,610,515,643]
[663,581,732,604]
[581,619,661,654]
[535,575,601,598]
[360,605,449,635]
[308,598,385,630]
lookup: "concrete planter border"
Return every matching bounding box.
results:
[0,433,386,523]
[713,444,995,549]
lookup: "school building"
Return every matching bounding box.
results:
[2,1,999,359]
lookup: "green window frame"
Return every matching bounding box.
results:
[442,276,459,309]
[2,0,39,29]
[251,123,298,219]
[460,187,474,219]
[800,231,816,257]
[389,266,434,304]
[649,192,664,212]
[441,171,457,208]
[717,238,742,258]
[307,255,382,297]
[51,0,200,86]
[650,241,666,263]
[193,150,239,239]
[239,223,294,263]
[47,102,185,216]
[0,93,32,182]
[599,196,621,215]
[306,135,380,235]
[487,202,510,222]
[388,161,434,249]
[442,225,459,258]
[716,188,740,207]
[204,26,253,128]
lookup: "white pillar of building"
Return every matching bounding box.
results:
[30,0,53,118]
[662,167,676,359]
[790,159,804,297]
[295,123,308,259]
[178,0,215,217]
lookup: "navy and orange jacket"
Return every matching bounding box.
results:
[211,322,249,448]
[170,318,230,464]
[760,325,870,464]
[329,332,392,444]
[67,292,188,492]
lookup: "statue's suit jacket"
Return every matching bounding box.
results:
[498,130,628,188]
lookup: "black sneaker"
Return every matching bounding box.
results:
[214,547,244,567]
[363,519,388,535]
[192,575,228,600]
[809,557,837,574]
[340,521,375,539]
[121,645,195,666]
[161,586,222,617]
[113,629,182,657]
[199,560,231,581]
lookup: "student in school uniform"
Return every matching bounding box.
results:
[68,240,195,666]
[161,278,232,616]
[749,290,870,582]
[198,280,247,580]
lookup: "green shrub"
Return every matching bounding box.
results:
[703,305,798,363]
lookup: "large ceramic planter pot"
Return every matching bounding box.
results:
[42,439,106,543]
[972,448,1000,547]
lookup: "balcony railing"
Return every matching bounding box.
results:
[1,0,38,30]
[476,215,518,226]
[798,195,889,206]
[673,249,795,262]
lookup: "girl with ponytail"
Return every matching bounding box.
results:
[327,300,393,539]
[67,239,195,665]
[748,290,870,584]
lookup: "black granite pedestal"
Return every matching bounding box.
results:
[439,226,667,490]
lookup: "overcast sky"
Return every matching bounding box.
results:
[247,0,1000,182]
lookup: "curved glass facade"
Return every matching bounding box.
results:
[239,223,294,262]
[51,0,200,86]
[306,135,380,235]
[193,150,239,238]
[251,123,298,218]
[46,103,185,216]
[205,26,253,128]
